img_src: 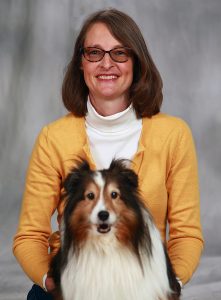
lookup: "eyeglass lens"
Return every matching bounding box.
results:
[82,47,131,62]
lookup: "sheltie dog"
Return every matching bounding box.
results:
[49,159,181,300]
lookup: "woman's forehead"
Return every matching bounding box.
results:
[84,22,123,48]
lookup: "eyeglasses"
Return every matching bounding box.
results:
[81,47,133,63]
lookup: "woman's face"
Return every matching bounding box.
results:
[81,22,133,110]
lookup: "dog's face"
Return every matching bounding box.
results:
[62,160,145,247]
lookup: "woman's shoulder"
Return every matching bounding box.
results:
[142,113,193,146]
[38,113,85,142]
[144,112,192,134]
[45,113,84,133]
[47,113,84,129]
[153,112,189,127]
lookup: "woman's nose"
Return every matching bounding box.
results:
[100,52,114,68]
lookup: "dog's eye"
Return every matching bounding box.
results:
[86,192,95,200]
[111,191,118,199]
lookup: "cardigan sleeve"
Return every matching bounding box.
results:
[13,126,61,288]
[166,121,204,285]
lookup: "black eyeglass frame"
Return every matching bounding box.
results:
[81,46,133,63]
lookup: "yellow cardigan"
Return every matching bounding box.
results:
[13,112,204,287]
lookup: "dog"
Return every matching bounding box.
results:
[49,159,181,300]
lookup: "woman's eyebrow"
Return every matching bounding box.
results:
[84,43,123,49]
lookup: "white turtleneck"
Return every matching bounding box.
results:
[85,100,142,169]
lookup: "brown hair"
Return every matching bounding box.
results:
[62,8,163,118]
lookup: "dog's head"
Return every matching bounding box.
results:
[62,159,150,250]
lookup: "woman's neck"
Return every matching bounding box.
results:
[89,94,130,116]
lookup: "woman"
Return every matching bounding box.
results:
[13,8,204,299]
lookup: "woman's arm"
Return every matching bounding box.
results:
[13,126,61,288]
[166,121,204,285]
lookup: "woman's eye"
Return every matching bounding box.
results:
[86,192,95,200]
[111,191,118,199]
[90,50,98,55]
[114,50,126,56]
[89,49,102,55]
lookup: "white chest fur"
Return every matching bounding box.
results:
[61,225,171,300]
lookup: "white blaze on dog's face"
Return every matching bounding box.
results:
[89,172,118,234]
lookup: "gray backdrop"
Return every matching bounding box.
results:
[0,1,220,299]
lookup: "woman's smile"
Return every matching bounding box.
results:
[96,74,118,80]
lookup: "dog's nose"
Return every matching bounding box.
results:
[98,210,109,221]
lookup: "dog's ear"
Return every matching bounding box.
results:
[121,168,139,189]
[109,159,138,188]
[63,160,91,194]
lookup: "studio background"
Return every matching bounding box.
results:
[0,1,220,299]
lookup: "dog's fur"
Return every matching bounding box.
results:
[49,159,181,300]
